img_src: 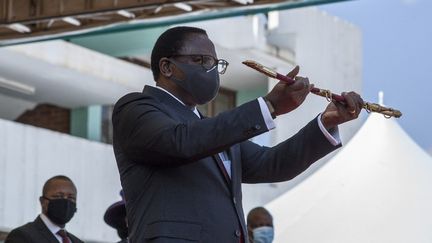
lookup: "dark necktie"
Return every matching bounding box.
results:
[57,229,71,243]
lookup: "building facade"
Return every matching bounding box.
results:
[0,7,362,242]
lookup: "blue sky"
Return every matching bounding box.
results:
[319,0,432,153]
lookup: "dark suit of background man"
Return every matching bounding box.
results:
[5,175,83,243]
[112,26,363,243]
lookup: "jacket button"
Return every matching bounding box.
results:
[253,124,261,130]
[235,229,241,237]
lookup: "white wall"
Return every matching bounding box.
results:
[0,119,121,242]
[241,7,364,214]
[0,94,35,120]
[0,40,153,109]
[268,7,363,145]
[188,15,267,50]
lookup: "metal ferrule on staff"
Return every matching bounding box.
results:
[242,60,402,118]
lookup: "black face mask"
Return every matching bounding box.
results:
[169,59,220,105]
[44,198,77,225]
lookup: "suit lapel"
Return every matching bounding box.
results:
[34,216,61,243]
[146,86,233,192]
[67,232,81,243]
[212,154,232,188]
[198,110,232,191]
[228,145,241,196]
[144,85,200,122]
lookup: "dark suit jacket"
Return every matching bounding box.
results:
[5,216,83,243]
[112,85,339,243]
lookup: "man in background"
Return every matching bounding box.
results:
[104,190,128,243]
[6,175,83,243]
[247,207,274,243]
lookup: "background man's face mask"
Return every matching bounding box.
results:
[44,198,77,225]
[252,226,274,243]
[169,59,220,105]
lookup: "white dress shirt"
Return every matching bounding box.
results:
[40,213,70,243]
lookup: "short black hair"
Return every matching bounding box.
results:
[150,26,207,81]
[42,175,75,196]
[247,207,273,225]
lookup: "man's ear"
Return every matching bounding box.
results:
[159,57,173,78]
[39,196,48,214]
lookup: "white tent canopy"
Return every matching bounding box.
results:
[265,113,432,243]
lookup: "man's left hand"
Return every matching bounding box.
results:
[320,91,364,130]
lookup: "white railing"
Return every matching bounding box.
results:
[0,118,121,242]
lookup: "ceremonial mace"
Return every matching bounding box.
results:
[242,60,402,118]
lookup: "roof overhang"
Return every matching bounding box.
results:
[0,40,153,109]
[0,0,352,46]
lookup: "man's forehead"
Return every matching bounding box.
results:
[251,211,272,222]
[179,33,216,55]
[45,179,76,193]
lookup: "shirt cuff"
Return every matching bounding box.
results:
[317,113,341,146]
[258,97,276,130]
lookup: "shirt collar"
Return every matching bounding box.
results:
[40,213,63,235]
[155,86,201,118]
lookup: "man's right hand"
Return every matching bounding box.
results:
[264,65,312,117]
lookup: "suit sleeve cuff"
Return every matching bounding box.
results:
[317,113,341,146]
[258,97,276,130]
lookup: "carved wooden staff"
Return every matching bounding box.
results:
[243,60,402,118]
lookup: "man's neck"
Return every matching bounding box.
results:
[155,81,197,108]
[40,213,65,231]
[155,86,187,106]
[155,85,197,108]
[155,86,201,118]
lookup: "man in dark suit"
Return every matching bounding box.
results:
[112,26,363,243]
[5,175,83,243]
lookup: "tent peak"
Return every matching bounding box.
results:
[378,90,384,106]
